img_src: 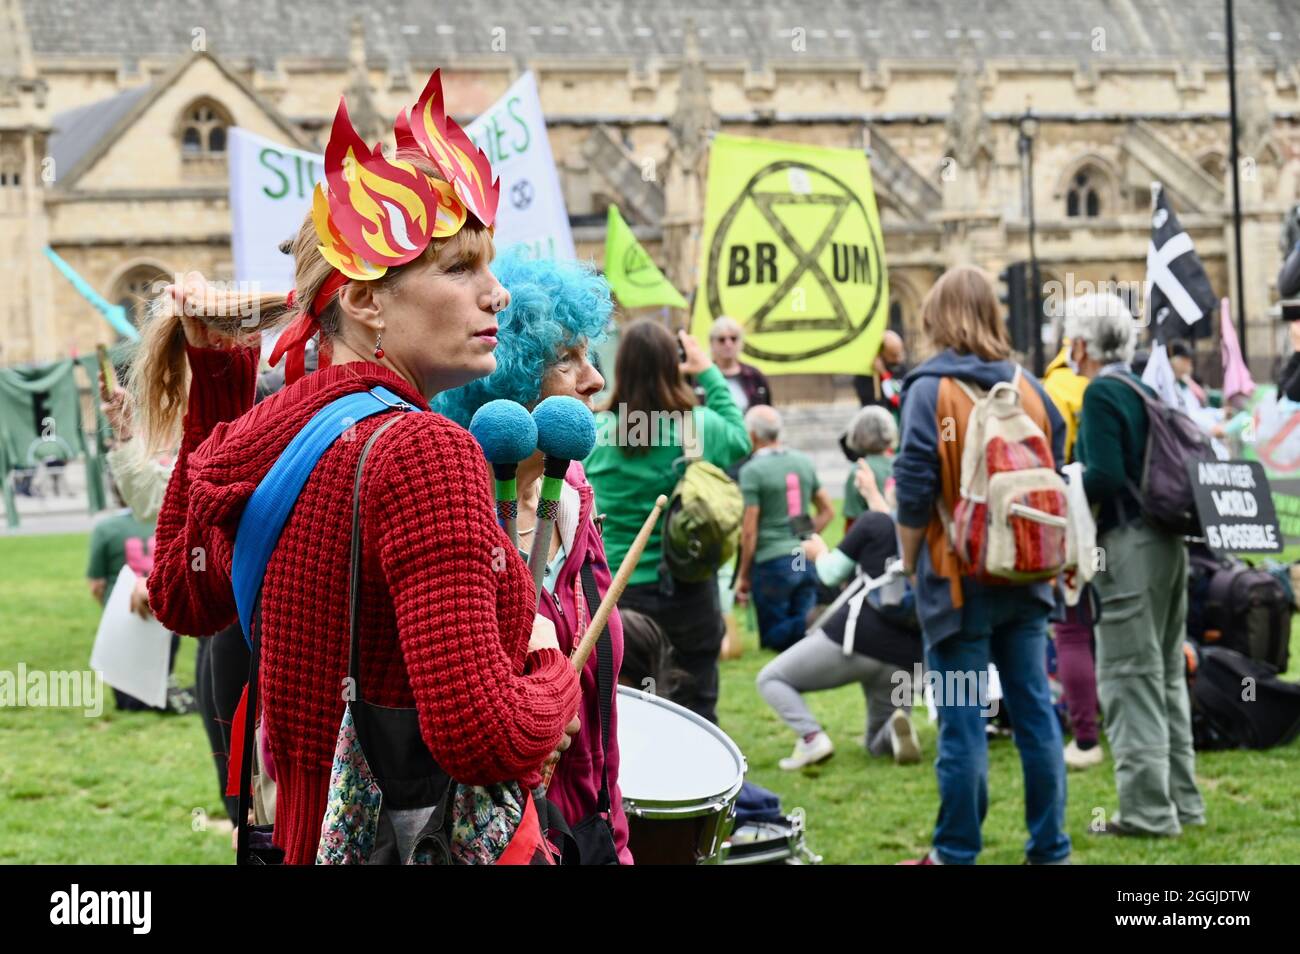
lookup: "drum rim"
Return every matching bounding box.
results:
[615,685,748,810]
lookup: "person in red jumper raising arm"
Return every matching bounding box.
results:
[133,71,580,865]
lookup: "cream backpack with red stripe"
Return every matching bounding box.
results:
[945,367,1070,583]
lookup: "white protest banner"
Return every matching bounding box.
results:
[466,71,575,260]
[228,127,323,290]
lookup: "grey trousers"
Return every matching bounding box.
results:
[1093,522,1205,835]
[756,630,909,755]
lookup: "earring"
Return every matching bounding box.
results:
[373,328,385,360]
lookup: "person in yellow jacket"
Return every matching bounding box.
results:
[1041,343,1089,463]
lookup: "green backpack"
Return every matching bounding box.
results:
[658,458,744,588]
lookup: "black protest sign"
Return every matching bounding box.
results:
[1189,459,1283,554]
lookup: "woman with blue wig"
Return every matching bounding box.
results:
[434,248,632,864]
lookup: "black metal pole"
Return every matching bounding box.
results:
[1226,0,1249,364]
[1023,116,1044,377]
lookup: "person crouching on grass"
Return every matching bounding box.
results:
[757,511,924,770]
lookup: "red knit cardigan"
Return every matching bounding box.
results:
[150,345,580,864]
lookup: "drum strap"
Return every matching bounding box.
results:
[579,563,614,814]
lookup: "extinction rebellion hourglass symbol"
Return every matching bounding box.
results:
[510,179,534,210]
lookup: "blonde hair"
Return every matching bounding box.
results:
[919,265,1011,362]
[130,150,492,453]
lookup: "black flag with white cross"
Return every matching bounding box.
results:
[1146,182,1218,341]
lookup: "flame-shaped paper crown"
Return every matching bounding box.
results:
[408,69,500,229]
[309,69,496,286]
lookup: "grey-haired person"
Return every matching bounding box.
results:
[1068,292,1205,838]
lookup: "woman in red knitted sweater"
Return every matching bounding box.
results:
[134,76,581,864]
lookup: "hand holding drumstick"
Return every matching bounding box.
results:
[570,494,668,674]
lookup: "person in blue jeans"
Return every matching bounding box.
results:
[735,405,834,651]
[893,266,1071,865]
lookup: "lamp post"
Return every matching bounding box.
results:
[1225,0,1248,364]
[1019,110,1044,376]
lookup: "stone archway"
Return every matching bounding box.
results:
[110,262,171,333]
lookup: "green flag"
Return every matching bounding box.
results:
[603,205,687,309]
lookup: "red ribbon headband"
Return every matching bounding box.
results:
[269,272,349,385]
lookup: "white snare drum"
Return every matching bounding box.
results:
[616,686,747,864]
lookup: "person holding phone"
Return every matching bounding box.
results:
[586,321,751,725]
[734,404,834,652]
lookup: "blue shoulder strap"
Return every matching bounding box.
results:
[231,386,418,641]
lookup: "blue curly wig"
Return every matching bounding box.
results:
[432,246,613,427]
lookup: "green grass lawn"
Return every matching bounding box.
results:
[3,530,1299,864]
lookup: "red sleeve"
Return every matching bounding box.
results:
[184,343,259,440]
[370,415,581,787]
[148,344,259,637]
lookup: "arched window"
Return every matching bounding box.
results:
[1066,168,1103,218]
[889,299,905,340]
[179,100,231,158]
[888,281,922,360]
[112,265,170,331]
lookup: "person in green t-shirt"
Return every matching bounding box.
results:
[840,405,898,530]
[735,405,834,651]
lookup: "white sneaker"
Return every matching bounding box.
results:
[779,731,834,770]
[1064,739,1104,770]
[888,709,922,764]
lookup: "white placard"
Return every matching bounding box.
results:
[88,566,172,709]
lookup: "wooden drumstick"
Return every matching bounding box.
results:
[570,493,667,673]
[541,493,668,790]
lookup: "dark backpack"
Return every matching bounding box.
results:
[1190,645,1300,750]
[1105,371,1217,536]
[1187,550,1292,672]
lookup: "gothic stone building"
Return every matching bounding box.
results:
[2,0,1299,395]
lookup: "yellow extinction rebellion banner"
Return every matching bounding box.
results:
[690,133,889,375]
